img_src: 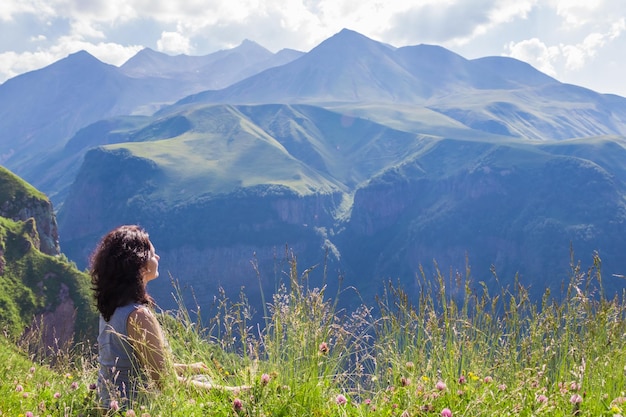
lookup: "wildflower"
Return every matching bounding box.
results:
[25,412,34,417]
[110,400,120,411]
[125,410,137,417]
[612,397,626,406]
[261,373,270,385]
[468,372,479,381]
[364,399,371,405]
[436,381,447,391]
[22,392,29,398]
[458,375,466,384]
[70,381,79,390]
[483,376,493,383]
[233,398,243,412]
[441,407,453,417]
[498,384,507,391]
[537,394,548,403]
[401,376,411,387]
[405,361,415,370]
[89,383,97,390]
[421,375,430,382]
[54,392,61,399]
[336,394,347,405]
[570,382,580,391]
[319,342,329,355]
[29,366,36,374]
[570,394,583,404]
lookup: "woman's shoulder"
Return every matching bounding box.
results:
[128,304,158,326]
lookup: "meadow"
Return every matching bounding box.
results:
[1,253,625,416]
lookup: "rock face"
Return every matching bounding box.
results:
[0,199,60,256]
[0,166,60,256]
[21,282,77,356]
[0,166,96,355]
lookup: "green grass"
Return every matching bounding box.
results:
[0,215,97,342]
[1,253,625,416]
[0,166,47,209]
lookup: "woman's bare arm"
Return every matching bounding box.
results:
[128,307,249,392]
[127,306,171,386]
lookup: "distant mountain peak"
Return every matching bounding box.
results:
[50,50,111,73]
[234,39,271,55]
[64,50,101,63]
[240,39,261,47]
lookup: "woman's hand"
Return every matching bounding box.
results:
[187,362,209,374]
[174,362,209,375]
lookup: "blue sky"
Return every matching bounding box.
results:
[1,0,625,97]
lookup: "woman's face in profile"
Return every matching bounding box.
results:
[142,242,160,283]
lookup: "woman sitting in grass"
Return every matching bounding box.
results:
[90,224,244,410]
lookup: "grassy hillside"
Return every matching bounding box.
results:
[0,166,97,344]
[1,256,624,416]
[0,166,47,207]
[0,215,97,342]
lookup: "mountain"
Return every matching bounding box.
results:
[174,29,626,142]
[54,103,626,313]
[3,28,626,316]
[120,40,303,91]
[0,44,302,192]
[0,166,97,352]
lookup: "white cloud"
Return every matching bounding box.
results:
[0,0,625,96]
[506,38,560,76]
[70,19,106,40]
[157,31,191,55]
[0,0,55,21]
[0,50,54,80]
[551,0,602,27]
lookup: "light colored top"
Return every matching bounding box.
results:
[97,303,146,406]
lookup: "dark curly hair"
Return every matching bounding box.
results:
[90,225,155,321]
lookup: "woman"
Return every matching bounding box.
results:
[90,225,242,409]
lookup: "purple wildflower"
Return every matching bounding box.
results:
[110,400,120,411]
[570,394,583,404]
[261,373,270,385]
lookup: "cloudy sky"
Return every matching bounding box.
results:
[1,0,625,97]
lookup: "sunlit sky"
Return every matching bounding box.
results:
[1,0,625,97]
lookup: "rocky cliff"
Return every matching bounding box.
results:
[0,166,60,256]
[0,166,96,355]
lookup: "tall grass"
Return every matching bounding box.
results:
[1,253,625,416]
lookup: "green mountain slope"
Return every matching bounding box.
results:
[55,101,626,312]
[0,167,97,347]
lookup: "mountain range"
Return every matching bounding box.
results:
[2,28,625,314]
